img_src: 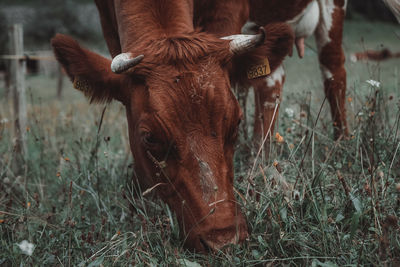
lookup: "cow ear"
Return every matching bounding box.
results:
[230,23,294,85]
[51,34,124,103]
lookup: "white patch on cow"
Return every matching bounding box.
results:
[271,92,280,99]
[197,158,216,202]
[320,65,333,80]
[316,0,336,50]
[263,92,281,110]
[189,140,217,202]
[266,66,285,87]
[288,0,320,38]
[263,101,276,109]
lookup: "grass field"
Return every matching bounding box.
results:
[1,20,400,266]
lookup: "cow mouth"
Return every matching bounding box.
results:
[198,233,242,253]
[199,238,212,253]
[187,204,249,253]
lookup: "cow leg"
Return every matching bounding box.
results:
[315,0,348,139]
[253,65,285,156]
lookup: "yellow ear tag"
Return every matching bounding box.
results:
[73,76,91,94]
[247,58,271,79]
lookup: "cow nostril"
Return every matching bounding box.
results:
[199,238,212,253]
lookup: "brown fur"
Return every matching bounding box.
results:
[249,0,313,25]
[94,0,121,57]
[100,0,194,52]
[194,0,249,35]
[51,34,123,103]
[127,32,233,76]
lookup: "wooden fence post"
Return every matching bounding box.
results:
[9,24,27,170]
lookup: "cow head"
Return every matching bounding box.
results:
[51,23,293,252]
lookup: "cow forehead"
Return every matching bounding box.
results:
[144,65,240,134]
[148,63,231,108]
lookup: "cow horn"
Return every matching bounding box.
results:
[111,53,144,74]
[221,27,266,54]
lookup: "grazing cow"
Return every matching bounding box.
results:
[51,0,293,252]
[239,0,348,141]
[240,0,400,142]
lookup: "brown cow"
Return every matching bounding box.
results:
[51,0,293,252]
[239,0,348,141]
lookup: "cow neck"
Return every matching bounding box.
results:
[114,0,195,52]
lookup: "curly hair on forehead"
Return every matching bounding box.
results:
[127,32,233,77]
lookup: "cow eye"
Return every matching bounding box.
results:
[142,131,162,148]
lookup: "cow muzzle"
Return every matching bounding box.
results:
[185,203,248,253]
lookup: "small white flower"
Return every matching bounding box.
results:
[177,259,202,267]
[17,240,35,256]
[292,190,301,201]
[366,79,380,88]
[84,126,90,134]
[285,108,294,118]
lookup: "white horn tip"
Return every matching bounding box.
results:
[111,53,144,74]
[221,27,265,54]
